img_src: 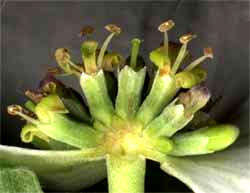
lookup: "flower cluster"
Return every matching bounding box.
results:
[4,20,239,193]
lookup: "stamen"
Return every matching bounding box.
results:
[25,90,46,103]
[184,47,213,71]
[130,38,141,69]
[171,33,196,74]
[97,24,121,68]
[7,105,39,125]
[78,25,95,37]
[105,24,121,34]
[158,20,175,51]
[42,82,57,94]
[55,48,82,76]
[179,33,197,44]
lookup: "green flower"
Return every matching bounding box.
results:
[1,21,248,193]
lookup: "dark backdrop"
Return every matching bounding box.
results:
[1,1,249,192]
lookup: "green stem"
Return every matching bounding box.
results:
[97,33,115,68]
[164,32,168,54]
[106,155,146,193]
[171,43,187,74]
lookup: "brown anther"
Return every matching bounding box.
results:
[105,24,121,34]
[158,20,175,32]
[204,47,214,59]
[179,33,197,44]
[42,82,57,93]
[25,90,45,103]
[7,105,23,115]
[79,25,95,37]
[55,48,70,63]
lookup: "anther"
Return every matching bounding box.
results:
[158,20,175,32]
[105,24,121,34]
[179,33,197,44]
[79,25,95,37]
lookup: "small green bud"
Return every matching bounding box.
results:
[149,47,171,69]
[175,67,207,88]
[35,94,68,123]
[169,124,239,156]
[102,52,124,71]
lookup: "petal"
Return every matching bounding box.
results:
[0,167,43,193]
[0,145,106,191]
[161,98,249,193]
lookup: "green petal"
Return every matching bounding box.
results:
[37,113,100,149]
[0,167,43,193]
[136,71,177,126]
[80,70,114,126]
[161,99,250,193]
[0,145,106,191]
[116,66,146,120]
[144,103,192,137]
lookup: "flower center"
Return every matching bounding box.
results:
[102,116,144,155]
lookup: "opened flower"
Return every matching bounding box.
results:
[0,20,248,193]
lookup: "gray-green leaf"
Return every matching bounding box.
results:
[0,145,106,191]
[0,167,43,193]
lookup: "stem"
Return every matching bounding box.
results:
[164,32,168,54]
[184,56,207,71]
[106,155,146,193]
[66,59,83,72]
[171,43,187,74]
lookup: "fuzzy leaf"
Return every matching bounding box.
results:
[0,167,43,193]
[0,145,106,191]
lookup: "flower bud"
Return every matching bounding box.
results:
[169,124,239,156]
[175,67,207,89]
[149,47,171,69]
